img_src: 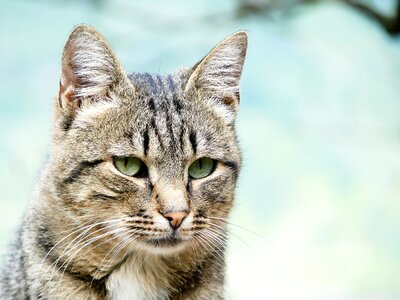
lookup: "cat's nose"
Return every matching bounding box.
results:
[161,211,188,230]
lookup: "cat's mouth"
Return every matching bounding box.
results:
[138,232,192,254]
[145,235,185,248]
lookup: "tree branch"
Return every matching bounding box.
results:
[236,0,400,36]
[341,0,400,35]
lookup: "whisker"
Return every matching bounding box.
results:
[46,221,122,276]
[208,222,262,255]
[194,234,224,262]
[43,219,127,295]
[202,227,227,248]
[59,222,153,291]
[208,216,274,246]
[201,229,227,252]
[207,222,269,270]
[90,233,132,284]
[55,226,127,292]
[55,219,95,235]
[194,233,225,262]
[34,217,127,297]
[104,234,136,270]
[90,226,148,284]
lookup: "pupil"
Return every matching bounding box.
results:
[199,159,203,169]
[124,157,128,167]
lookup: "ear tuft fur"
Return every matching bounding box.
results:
[58,24,125,110]
[185,31,248,122]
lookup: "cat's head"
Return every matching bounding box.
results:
[50,25,247,255]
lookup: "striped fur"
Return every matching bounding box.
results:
[0,25,247,300]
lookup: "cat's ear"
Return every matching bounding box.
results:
[57,24,130,118]
[185,31,248,123]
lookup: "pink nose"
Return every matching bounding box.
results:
[161,211,188,230]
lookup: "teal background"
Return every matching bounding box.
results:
[1,0,400,299]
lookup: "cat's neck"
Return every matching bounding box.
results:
[105,247,223,300]
[106,252,171,300]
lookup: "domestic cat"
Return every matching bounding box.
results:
[0,25,247,300]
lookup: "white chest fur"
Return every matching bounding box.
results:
[105,254,170,300]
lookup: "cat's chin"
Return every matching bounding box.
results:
[134,236,192,255]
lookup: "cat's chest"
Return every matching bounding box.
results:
[105,255,169,300]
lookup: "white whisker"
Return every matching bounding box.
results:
[33,217,126,297]
[55,226,126,291]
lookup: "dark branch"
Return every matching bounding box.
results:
[236,0,317,18]
[236,0,400,36]
[338,0,400,35]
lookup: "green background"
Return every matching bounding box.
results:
[1,0,400,299]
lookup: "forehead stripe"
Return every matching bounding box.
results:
[167,74,176,93]
[189,131,197,154]
[143,72,157,91]
[150,117,164,150]
[148,98,155,112]
[143,126,149,156]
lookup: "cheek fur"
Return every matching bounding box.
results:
[192,171,236,204]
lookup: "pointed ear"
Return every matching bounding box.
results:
[58,24,129,119]
[185,31,248,123]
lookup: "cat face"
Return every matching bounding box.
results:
[50,25,247,256]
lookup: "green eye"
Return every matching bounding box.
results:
[188,157,216,179]
[113,157,147,177]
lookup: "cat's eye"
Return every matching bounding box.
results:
[113,157,147,177]
[188,157,216,179]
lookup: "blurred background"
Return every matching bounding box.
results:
[1,0,400,299]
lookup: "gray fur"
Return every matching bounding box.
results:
[0,25,247,300]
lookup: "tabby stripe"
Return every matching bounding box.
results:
[98,180,125,194]
[224,161,238,172]
[194,210,205,218]
[58,259,106,294]
[166,113,175,145]
[151,117,164,150]
[175,255,221,295]
[224,161,239,179]
[36,224,56,264]
[192,220,206,225]
[136,209,146,217]
[144,72,157,90]
[189,131,197,154]
[61,114,74,131]
[91,193,118,201]
[155,74,163,91]
[172,95,182,114]
[167,74,176,93]
[128,226,161,232]
[147,179,154,196]
[179,127,185,152]
[158,99,168,115]
[130,220,154,225]
[143,126,149,156]
[63,160,103,184]
[148,98,155,112]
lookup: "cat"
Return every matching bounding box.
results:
[0,24,247,300]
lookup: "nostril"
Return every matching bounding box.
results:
[161,211,189,230]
